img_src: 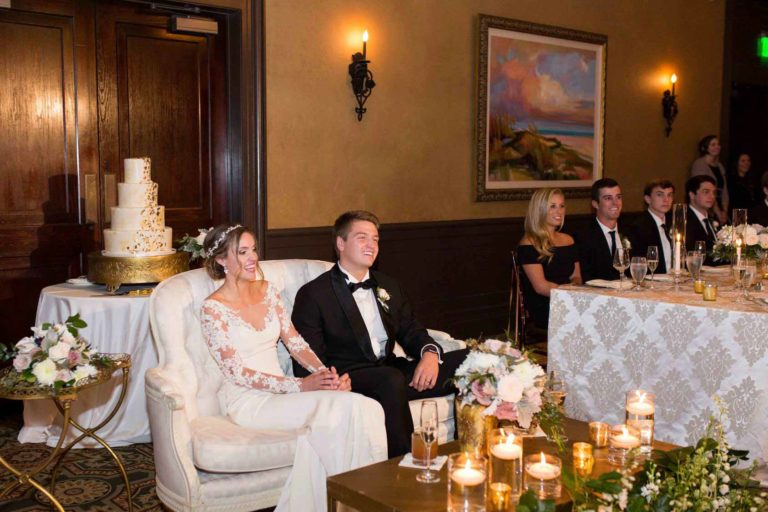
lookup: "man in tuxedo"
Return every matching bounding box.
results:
[749,171,768,226]
[574,178,625,282]
[628,179,674,274]
[291,210,468,458]
[685,175,721,265]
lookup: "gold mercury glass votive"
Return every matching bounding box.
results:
[489,482,512,511]
[703,282,718,301]
[588,421,610,448]
[572,442,594,476]
[693,279,706,293]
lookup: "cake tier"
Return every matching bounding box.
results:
[103,227,173,256]
[124,157,152,184]
[111,205,164,230]
[118,182,158,207]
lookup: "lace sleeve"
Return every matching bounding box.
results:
[200,300,303,393]
[267,284,326,373]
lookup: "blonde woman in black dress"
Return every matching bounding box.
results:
[517,188,581,330]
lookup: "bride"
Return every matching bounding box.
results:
[199,224,388,511]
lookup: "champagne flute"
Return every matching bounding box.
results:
[416,400,440,483]
[630,256,647,291]
[612,248,630,293]
[646,246,659,287]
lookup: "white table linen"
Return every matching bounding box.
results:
[18,284,157,447]
[548,284,768,462]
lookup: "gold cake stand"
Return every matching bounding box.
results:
[87,251,189,293]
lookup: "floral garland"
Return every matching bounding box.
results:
[712,224,768,263]
[176,228,212,261]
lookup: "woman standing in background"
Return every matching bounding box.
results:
[691,134,729,223]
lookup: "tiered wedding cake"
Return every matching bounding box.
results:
[103,157,173,256]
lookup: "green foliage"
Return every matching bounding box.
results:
[517,490,556,512]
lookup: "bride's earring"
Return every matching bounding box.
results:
[222,266,228,275]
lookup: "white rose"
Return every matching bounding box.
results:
[60,330,75,344]
[32,359,58,386]
[31,326,48,338]
[497,374,524,403]
[745,233,759,246]
[48,341,72,363]
[759,233,768,249]
[15,336,39,354]
[73,364,98,382]
[13,354,32,372]
[484,339,505,353]
[746,225,758,237]
[55,369,74,383]
[52,323,65,334]
[194,230,207,245]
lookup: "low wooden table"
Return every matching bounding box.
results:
[327,418,677,511]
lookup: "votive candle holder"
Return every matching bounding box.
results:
[588,421,610,448]
[448,452,486,512]
[608,424,641,466]
[523,452,562,499]
[703,282,718,301]
[487,428,523,506]
[572,442,594,476]
[625,390,655,455]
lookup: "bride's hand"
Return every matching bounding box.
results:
[300,369,338,392]
[336,372,351,392]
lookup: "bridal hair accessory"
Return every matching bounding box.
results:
[206,225,243,258]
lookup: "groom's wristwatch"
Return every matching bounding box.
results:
[421,344,443,364]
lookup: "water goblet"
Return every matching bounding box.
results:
[686,251,703,281]
[646,246,659,288]
[416,400,440,483]
[612,248,630,293]
[629,256,647,291]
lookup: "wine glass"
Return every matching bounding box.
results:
[612,248,630,293]
[546,370,567,411]
[740,259,757,301]
[630,256,647,291]
[646,246,659,287]
[416,400,440,483]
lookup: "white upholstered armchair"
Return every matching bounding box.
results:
[146,259,465,511]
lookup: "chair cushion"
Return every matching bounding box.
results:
[191,416,301,473]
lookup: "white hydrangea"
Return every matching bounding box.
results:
[511,360,545,389]
[454,352,501,376]
[32,359,58,386]
[496,374,524,403]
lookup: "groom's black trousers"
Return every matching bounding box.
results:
[347,348,468,459]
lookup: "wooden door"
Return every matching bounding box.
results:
[95,0,228,239]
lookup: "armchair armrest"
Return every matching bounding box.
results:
[427,329,466,353]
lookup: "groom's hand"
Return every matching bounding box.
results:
[410,352,439,392]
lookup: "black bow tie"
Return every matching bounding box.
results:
[348,278,377,293]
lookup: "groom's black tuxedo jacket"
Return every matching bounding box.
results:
[573,218,622,282]
[291,264,438,376]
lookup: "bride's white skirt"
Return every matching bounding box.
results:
[228,390,388,512]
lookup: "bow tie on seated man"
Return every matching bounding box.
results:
[291,210,469,458]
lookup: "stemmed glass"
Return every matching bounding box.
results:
[546,370,568,412]
[646,246,659,287]
[629,257,647,291]
[416,400,440,483]
[686,251,703,281]
[739,259,757,302]
[612,248,630,293]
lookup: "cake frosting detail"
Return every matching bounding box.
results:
[103,157,173,256]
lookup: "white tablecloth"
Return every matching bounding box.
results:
[548,284,768,462]
[18,284,158,447]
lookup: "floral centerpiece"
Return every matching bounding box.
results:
[0,314,109,388]
[712,223,768,262]
[452,338,545,450]
[176,228,212,261]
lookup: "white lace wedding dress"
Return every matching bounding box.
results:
[201,282,388,512]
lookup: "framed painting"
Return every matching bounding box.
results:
[476,15,607,201]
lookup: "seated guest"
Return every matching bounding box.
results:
[728,153,755,211]
[291,210,468,458]
[628,179,674,274]
[691,135,728,223]
[517,188,581,330]
[685,175,721,264]
[749,171,768,226]
[574,178,625,282]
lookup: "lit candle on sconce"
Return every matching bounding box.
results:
[362,30,368,59]
[670,73,677,96]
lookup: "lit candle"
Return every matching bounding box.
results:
[611,426,640,449]
[626,392,655,416]
[736,238,742,262]
[525,452,561,480]
[451,460,485,486]
[362,30,368,59]
[671,73,677,96]
[490,434,522,460]
[674,233,681,272]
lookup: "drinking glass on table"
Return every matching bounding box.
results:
[613,248,630,293]
[416,400,440,483]
[740,259,757,301]
[629,257,647,291]
[646,246,659,287]
[686,251,703,281]
[546,370,567,411]
[732,260,746,291]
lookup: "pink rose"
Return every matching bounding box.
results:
[471,380,493,405]
[68,350,83,366]
[494,401,518,421]
[13,354,32,372]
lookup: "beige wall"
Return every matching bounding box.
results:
[265,0,725,229]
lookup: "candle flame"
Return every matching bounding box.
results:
[637,391,646,404]
[362,30,369,42]
[676,233,681,241]
[671,73,677,84]
[622,425,629,436]
[736,238,742,247]
[506,434,515,445]
[540,452,545,464]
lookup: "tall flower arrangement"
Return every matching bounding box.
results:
[452,338,545,429]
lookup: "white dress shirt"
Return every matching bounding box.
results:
[339,265,388,358]
[649,211,672,271]
[596,218,620,254]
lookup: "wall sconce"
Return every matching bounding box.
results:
[662,73,678,137]
[348,30,376,121]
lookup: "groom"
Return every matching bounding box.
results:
[291,210,467,458]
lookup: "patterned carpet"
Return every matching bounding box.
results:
[0,408,161,511]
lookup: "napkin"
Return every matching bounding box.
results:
[398,453,448,470]
[649,273,677,282]
[701,265,730,275]
[585,279,634,290]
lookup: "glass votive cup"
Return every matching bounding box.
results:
[588,421,610,448]
[489,482,512,512]
[523,453,562,499]
[448,452,487,512]
[411,428,438,466]
[693,279,706,293]
[487,428,523,503]
[625,390,655,455]
[703,282,718,301]
[572,442,594,476]
[608,424,641,466]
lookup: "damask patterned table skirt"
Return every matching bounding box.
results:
[548,285,768,462]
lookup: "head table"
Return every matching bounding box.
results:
[548,271,768,463]
[18,283,158,447]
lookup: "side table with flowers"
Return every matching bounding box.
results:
[0,314,133,511]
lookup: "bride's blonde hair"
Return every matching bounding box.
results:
[523,188,565,262]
